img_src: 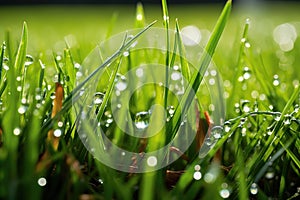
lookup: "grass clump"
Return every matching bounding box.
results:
[0,1,300,200]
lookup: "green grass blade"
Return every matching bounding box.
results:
[0,43,5,81]
[38,60,45,89]
[96,57,122,121]
[169,0,231,140]
[162,0,170,109]
[175,19,191,81]
[14,22,28,77]
[135,2,146,28]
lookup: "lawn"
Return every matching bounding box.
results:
[0,1,300,199]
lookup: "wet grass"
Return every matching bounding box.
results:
[0,1,300,199]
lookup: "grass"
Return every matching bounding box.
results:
[0,1,300,199]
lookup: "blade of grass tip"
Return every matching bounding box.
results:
[106,12,118,39]
[175,19,191,81]
[135,2,146,28]
[169,0,231,140]
[14,21,28,78]
[228,18,250,108]
[162,0,170,109]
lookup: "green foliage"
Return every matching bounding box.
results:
[0,1,300,200]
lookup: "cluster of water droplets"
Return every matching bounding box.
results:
[193,164,202,180]
[198,125,223,158]
[169,65,185,96]
[219,183,231,199]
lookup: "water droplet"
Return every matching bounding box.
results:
[238,76,244,82]
[3,64,9,71]
[210,69,217,76]
[136,67,144,78]
[243,72,251,80]
[211,126,223,139]
[204,172,216,183]
[219,189,230,198]
[79,89,85,97]
[205,137,213,146]
[58,121,64,127]
[117,103,122,109]
[3,57,10,70]
[37,177,47,187]
[106,118,113,124]
[98,178,104,184]
[167,105,175,116]
[25,55,34,67]
[171,71,182,81]
[74,63,81,69]
[50,93,56,100]
[134,111,150,130]
[13,127,21,136]
[274,115,281,121]
[245,42,251,48]
[193,171,202,180]
[225,126,231,132]
[94,92,104,105]
[267,131,273,136]
[17,86,22,92]
[121,151,126,156]
[35,94,42,101]
[18,105,27,114]
[53,129,62,137]
[250,183,258,195]
[115,76,127,91]
[76,71,83,79]
[284,118,291,125]
[123,51,129,57]
[16,76,22,82]
[209,104,215,111]
[56,55,62,61]
[241,127,247,136]
[173,65,179,71]
[194,165,201,171]
[209,78,215,85]
[265,170,275,179]
[147,156,157,167]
